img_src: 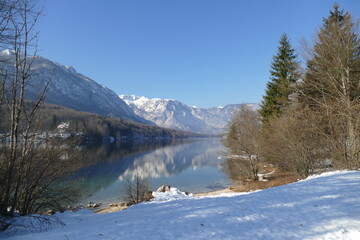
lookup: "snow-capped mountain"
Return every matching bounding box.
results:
[0,50,151,124]
[120,95,258,134]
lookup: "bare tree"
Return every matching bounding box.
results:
[123,172,151,205]
[0,0,15,110]
[259,108,328,177]
[225,105,261,180]
[0,0,43,216]
[0,0,84,217]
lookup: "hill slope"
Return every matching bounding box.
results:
[4,171,360,239]
[35,103,203,141]
[0,50,151,124]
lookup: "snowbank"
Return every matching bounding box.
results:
[2,171,360,240]
[151,187,193,203]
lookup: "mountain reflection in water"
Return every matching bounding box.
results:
[74,138,230,204]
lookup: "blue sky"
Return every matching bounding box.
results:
[38,0,360,108]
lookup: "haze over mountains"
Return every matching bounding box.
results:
[0,50,256,135]
[120,95,257,134]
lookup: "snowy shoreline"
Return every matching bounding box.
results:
[3,170,360,240]
[95,186,234,214]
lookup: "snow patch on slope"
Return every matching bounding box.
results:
[0,49,15,56]
[151,188,193,203]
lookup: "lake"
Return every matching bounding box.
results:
[74,138,230,205]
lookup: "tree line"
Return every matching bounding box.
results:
[225,5,360,180]
[1,101,205,142]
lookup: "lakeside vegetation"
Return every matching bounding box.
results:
[225,5,360,183]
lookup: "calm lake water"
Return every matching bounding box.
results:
[75,138,230,205]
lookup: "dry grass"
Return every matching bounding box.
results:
[196,165,302,197]
[229,167,301,192]
[95,205,129,214]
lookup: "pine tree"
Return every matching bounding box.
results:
[301,5,360,107]
[260,33,299,122]
[300,4,360,168]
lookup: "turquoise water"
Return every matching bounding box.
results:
[75,138,230,205]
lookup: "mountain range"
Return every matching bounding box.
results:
[120,95,257,134]
[0,50,151,125]
[0,50,257,135]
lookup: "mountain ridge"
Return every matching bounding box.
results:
[0,50,152,125]
[120,94,258,134]
[0,50,257,134]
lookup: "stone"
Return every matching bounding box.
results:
[93,203,101,208]
[46,210,55,215]
[156,185,171,192]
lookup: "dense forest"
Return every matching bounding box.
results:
[0,102,205,142]
[35,103,205,141]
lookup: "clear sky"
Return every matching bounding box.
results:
[37,0,360,108]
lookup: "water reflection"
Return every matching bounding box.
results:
[74,138,229,204]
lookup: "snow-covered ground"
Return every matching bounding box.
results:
[2,171,360,240]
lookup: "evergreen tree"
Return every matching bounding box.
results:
[260,33,299,122]
[300,4,360,107]
[299,5,360,168]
